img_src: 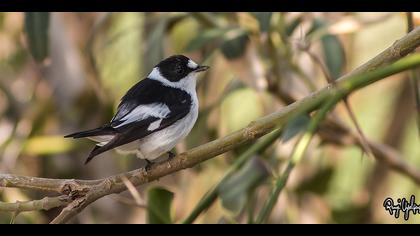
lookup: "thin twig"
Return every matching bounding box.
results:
[318,120,420,185]
[121,176,144,206]
[303,44,374,158]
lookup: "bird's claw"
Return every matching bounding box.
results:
[144,159,154,172]
[167,151,176,160]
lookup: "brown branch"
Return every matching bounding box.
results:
[0,173,102,193]
[0,196,70,212]
[0,26,419,224]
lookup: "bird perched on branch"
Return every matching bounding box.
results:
[65,55,209,168]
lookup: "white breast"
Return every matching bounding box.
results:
[136,98,198,160]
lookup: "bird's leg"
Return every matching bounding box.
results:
[144,152,175,171]
[144,159,154,172]
[167,151,176,160]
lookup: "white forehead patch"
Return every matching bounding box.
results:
[187,59,198,69]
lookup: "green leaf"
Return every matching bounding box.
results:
[281,114,311,142]
[94,13,143,99]
[145,17,169,73]
[168,17,199,53]
[218,157,269,214]
[295,167,334,195]
[286,16,303,36]
[307,18,325,36]
[220,88,264,134]
[220,30,249,60]
[190,12,220,28]
[186,26,249,60]
[321,33,345,79]
[252,12,272,33]
[308,18,346,79]
[185,27,230,52]
[147,187,174,224]
[24,12,50,63]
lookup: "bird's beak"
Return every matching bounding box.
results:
[194,65,210,73]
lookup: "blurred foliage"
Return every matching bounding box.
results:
[0,12,419,224]
[309,18,346,79]
[220,88,263,134]
[219,156,269,215]
[93,13,143,99]
[147,187,174,224]
[22,135,74,155]
[281,114,311,142]
[24,12,50,63]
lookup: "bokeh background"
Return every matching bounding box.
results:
[0,12,419,223]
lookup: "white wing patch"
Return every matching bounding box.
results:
[114,103,170,128]
[147,119,163,131]
[88,135,114,143]
[87,135,114,146]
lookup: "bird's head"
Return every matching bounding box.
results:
[148,55,209,89]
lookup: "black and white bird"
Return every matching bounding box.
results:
[65,55,209,166]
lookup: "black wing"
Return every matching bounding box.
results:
[111,78,171,123]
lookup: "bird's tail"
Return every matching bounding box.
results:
[85,145,102,164]
[64,125,116,139]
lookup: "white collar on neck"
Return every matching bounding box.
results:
[148,67,197,95]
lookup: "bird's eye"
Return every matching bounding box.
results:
[175,65,183,74]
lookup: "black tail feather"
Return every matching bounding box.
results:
[64,126,116,139]
[84,145,102,164]
[83,133,127,164]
